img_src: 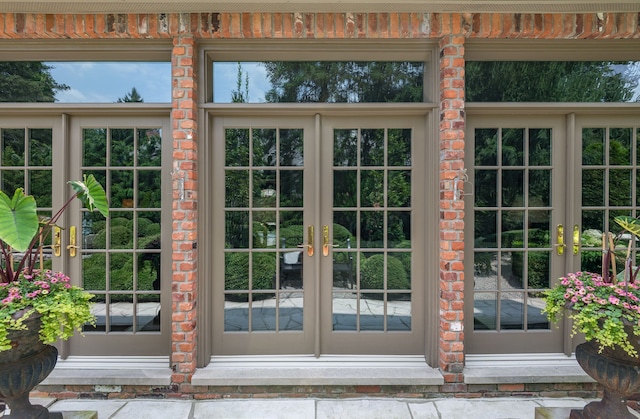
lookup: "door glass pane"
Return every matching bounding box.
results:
[0,126,53,272]
[580,125,640,274]
[466,61,640,103]
[500,292,524,330]
[472,127,553,332]
[81,126,163,334]
[213,61,425,103]
[332,127,413,332]
[224,127,305,332]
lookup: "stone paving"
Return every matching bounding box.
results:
[224,294,411,332]
[8,397,640,419]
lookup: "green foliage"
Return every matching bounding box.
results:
[0,270,95,351]
[544,271,640,357]
[117,87,144,103]
[0,189,39,252]
[0,175,108,282]
[224,252,276,292]
[360,254,409,290]
[263,61,424,103]
[466,61,638,102]
[280,225,304,248]
[0,177,107,350]
[0,62,69,102]
[81,215,160,294]
[332,223,355,248]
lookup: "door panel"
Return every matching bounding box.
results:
[0,115,170,356]
[465,116,565,354]
[68,116,171,356]
[213,117,316,355]
[213,115,426,356]
[320,117,425,355]
[575,116,640,281]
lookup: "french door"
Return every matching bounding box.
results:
[213,114,425,356]
[464,115,566,354]
[465,111,640,355]
[0,113,171,357]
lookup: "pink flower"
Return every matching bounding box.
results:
[571,296,579,303]
[609,295,620,305]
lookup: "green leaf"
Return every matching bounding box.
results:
[0,188,39,252]
[68,174,109,217]
[615,216,640,238]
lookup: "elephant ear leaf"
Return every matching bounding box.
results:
[615,216,640,239]
[0,189,39,252]
[68,174,109,217]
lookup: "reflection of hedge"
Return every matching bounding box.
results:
[511,251,549,290]
[280,225,303,248]
[224,252,276,291]
[82,215,161,301]
[392,240,412,275]
[333,224,354,247]
[83,253,158,300]
[360,255,409,290]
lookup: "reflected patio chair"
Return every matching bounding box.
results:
[279,237,303,289]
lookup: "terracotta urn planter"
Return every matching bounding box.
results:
[0,309,59,419]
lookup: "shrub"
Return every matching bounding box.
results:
[224,252,276,292]
[279,225,304,248]
[360,254,409,290]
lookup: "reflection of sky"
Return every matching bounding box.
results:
[47,60,640,103]
[47,61,269,103]
[213,62,269,103]
[47,62,171,103]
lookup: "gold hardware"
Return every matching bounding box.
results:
[66,226,78,257]
[297,225,314,256]
[322,225,339,256]
[555,224,566,256]
[573,225,580,255]
[323,225,330,256]
[53,227,61,257]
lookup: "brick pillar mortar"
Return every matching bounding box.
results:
[171,34,198,386]
[438,34,466,388]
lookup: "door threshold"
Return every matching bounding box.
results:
[192,355,444,386]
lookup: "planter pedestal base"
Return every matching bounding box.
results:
[0,345,58,419]
[570,340,640,419]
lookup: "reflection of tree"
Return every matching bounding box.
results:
[0,62,68,102]
[466,61,638,102]
[0,128,53,206]
[264,61,423,103]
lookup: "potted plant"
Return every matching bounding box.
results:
[0,174,108,418]
[544,215,640,419]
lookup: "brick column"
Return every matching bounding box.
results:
[171,34,198,386]
[438,34,466,389]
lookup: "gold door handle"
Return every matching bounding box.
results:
[573,225,580,255]
[66,226,78,257]
[555,224,566,256]
[53,226,62,257]
[322,225,338,257]
[297,225,314,257]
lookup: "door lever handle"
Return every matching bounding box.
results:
[66,226,79,257]
[555,224,566,256]
[322,225,338,257]
[297,225,314,257]
[53,226,62,257]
